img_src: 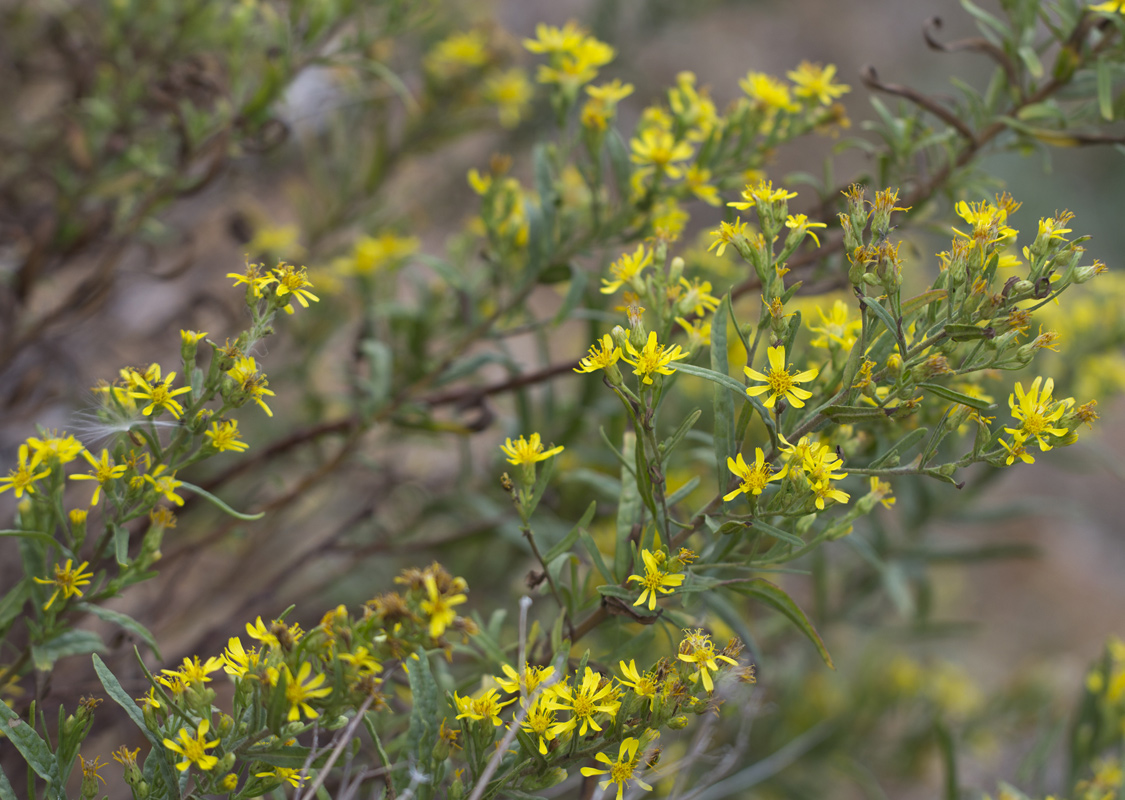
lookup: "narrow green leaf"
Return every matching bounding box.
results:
[0,579,29,632]
[31,629,104,672]
[673,362,747,399]
[1097,56,1114,121]
[595,584,634,601]
[552,263,588,325]
[0,530,58,550]
[661,408,703,466]
[177,480,263,521]
[405,654,440,775]
[934,720,960,800]
[532,144,557,234]
[712,297,735,495]
[747,518,805,548]
[860,296,906,358]
[113,524,130,566]
[823,404,891,423]
[868,428,929,468]
[81,604,162,660]
[0,701,63,798]
[606,130,632,199]
[0,761,17,800]
[732,578,834,669]
[94,654,182,799]
[614,432,641,582]
[544,501,597,563]
[578,530,613,583]
[665,476,700,508]
[917,381,995,410]
[942,323,994,342]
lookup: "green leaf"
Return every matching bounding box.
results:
[0,702,63,799]
[614,432,641,582]
[533,143,557,235]
[31,629,104,672]
[177,480,263,521]
[0,579,29,632]
[552,262,588,325]
[942,323,994,342]
[544,501,596,563]
[712,297,735,496]
[661,408,703,466]
[81,604,162,660]
[595,584,634,601]
[860,295,906,358]
[822,404,891,423]
[747,518,805,548]
[1097,56,1114,121]
[0,529,58,550]
[113,523,130,566]
[917,381,995,410]
[868,428,928,468]
[578,529,613,583]
[732,578,834,669]
[406,654,440,776]
[0,761,18,800]
[673,362,748,399]
[665,476,700,508]
[92,653,182,799]
[606,130,632,199]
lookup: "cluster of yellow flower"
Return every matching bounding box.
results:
[116,562,472,795]
[453,627,745,799]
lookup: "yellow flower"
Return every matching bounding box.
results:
[0,444,51,499]
[248,224,302,257]
[1091,0,1125,12]
[269,662,331,722]
[728,179,798,211]
[785,213,827,247]
[601,245,652,294]
[426,30,490,75]
[627,549,686,611]
[523,21,587,55]
[484,68,534,128]
[546,667,619,736]
[574,334,622,374]
[739,72,798,112]
[500,433,564,466]
[807,300,861,351]
[678,629,738,693]
[163,719,220,772]
[454,688,514,726]
[787,62,850,105]
[33,559,94,611]
[707,217,749,257]
[351,233,419,274]
[520,694,557,755]
[272,262,319,312]
[227,261,276,297]
[630,129,693,179]
[26,432,83,468]
[220,637,260,678]
[744,345,818,408]
[496,662,556,695]
[144,466,184,506]
[1004,376,1070,452]
[676,277,719,317]
[128,367,192,419]
[618,660,660,709]
[256,766,305,788]
[226,357,276,417]
[204,420,249,453]
[580,736,653,800]
[622,331,688,385]
[420,574,467,639]
[724,449,787,502]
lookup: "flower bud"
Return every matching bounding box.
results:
[667,714,689,730]
[216,753,236,774]
[668,256,685,284]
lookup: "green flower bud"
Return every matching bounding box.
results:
[667,714,689,730]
